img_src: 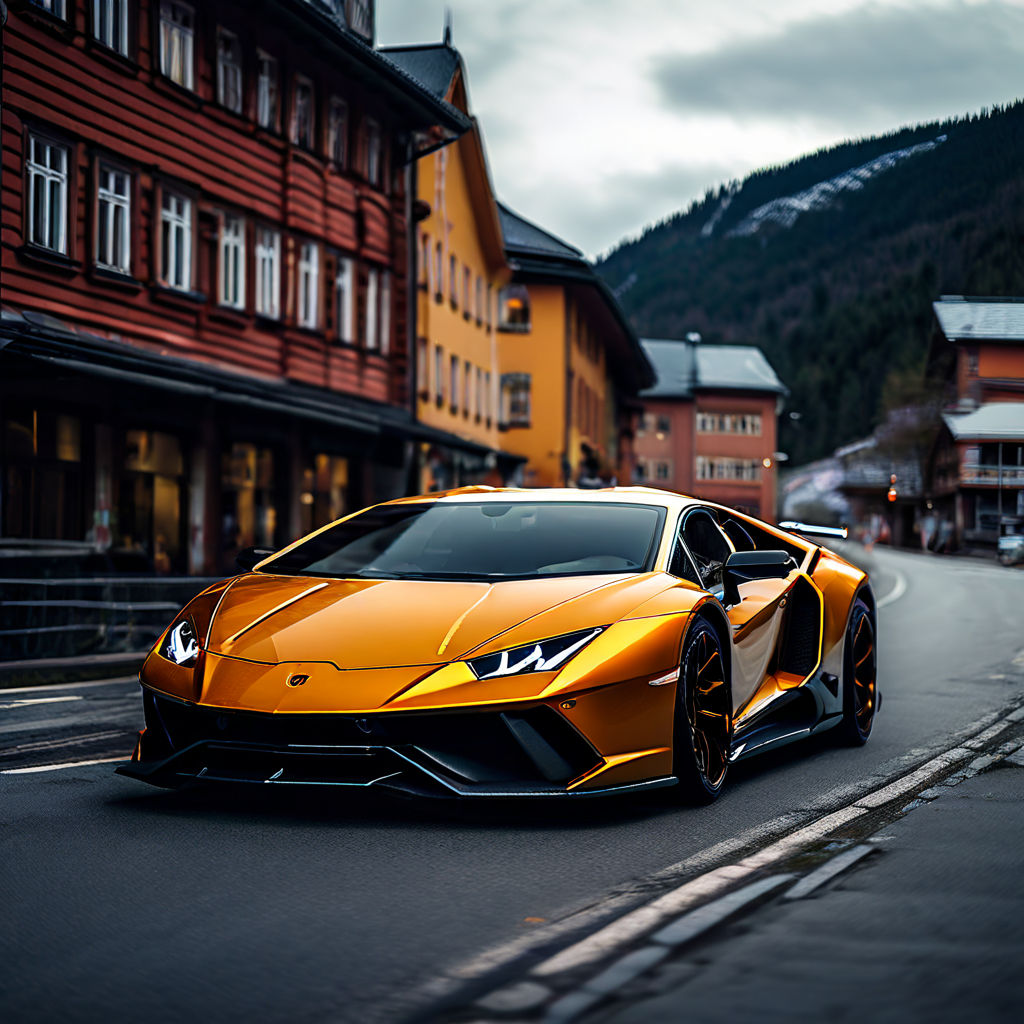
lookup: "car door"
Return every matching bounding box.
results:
[676,507,796,717]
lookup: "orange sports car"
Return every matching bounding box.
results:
[117,487,877,802]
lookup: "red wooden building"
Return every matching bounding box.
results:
[1,0,471,573]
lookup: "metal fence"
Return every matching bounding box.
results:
[0,577,223,662]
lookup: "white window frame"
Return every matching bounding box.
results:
[96,164,131,274]
[159,2,195,91]
[335,257,354,343]
[33,0,67,19]
[255,227,281,319]
[27,135,69,255]
[219,214,245,309]
[217,29,243,114]
[160,191,192,291]
[365,118,381,186]
[379,272,391,355]
[93,0,129,56]
[292,77,314,148]
[297,241,319,329]
[365,267,379,349]
[328,97,348,165]
[256,52,278,130]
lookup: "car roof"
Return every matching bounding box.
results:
[380,485,703,512]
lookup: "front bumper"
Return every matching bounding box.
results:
[116,688,676,798]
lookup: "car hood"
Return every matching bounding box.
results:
[203,571,671,669]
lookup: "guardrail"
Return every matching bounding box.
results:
[0,577,223,662]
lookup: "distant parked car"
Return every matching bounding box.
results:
[998,532,1024,566]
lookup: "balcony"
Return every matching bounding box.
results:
[960,463,1024,486]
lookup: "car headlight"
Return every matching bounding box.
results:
[468,627,604,680]
[162,619,199,667]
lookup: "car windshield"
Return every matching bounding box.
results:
[260,501,665,581]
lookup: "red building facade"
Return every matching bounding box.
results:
[1,0,469,573]
[634,338,786,521]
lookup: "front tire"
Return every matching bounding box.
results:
[674,617,732,803]
[837,592,877,746]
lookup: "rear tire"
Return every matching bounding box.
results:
[673,617,732,803]
[837,592,877,746]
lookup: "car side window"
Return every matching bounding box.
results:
[668,521,702,586]
[681,509,732,591]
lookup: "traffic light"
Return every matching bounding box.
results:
[887,473,898,503]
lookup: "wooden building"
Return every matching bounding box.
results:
[1,0,471,573]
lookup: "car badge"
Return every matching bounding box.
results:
[287,674,309,688]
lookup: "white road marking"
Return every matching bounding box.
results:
[0,676,138,696]
[0,696,82,710]
[876,567,908,608]
[2,757,125,775]
[785,844,877,900]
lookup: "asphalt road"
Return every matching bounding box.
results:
[1,547,1022,1024]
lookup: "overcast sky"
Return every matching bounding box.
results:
[377,0,1024,259]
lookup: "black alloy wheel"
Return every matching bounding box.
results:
[674,617,731,803]
[838,593,877,745]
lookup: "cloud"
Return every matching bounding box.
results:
[652,1,1024,128]
[500,160,740,259]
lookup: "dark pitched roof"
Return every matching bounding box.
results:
[497,202,583,262]
[638,339,696,398]
[640,339,787,398]
[380,44,460,102]
[934,297,1024,341]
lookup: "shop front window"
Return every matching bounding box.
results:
[119,429,185,572]
[300,454,349,536]
[221,443,277,569]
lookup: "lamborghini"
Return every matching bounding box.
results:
[117,487,878,802]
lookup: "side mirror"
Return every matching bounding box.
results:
[722,550,794,607]
[236,546,275,572]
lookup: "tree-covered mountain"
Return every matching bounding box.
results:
[596,101,1024,465]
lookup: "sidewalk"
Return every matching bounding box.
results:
[591,756,1024,1024]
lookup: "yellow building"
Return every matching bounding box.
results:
[384,42,521,490]
[496,204,654,486]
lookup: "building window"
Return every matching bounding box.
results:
[696,411,762,436]
[159,2,195,90]
[292,77,314,148]
[418,232,430,289]
[500,373,531,428]
[434,345,444,405]
[655,461,671,481]
[475,277,484,325]
[484,371,492,424]
[365,267,379,349]
[335,257,354,342]
[255,228,280,318]
[417,337,429,397]
[96,165,131,274]
[31,0,67,19]
[27,135,69,255]
[966,347,979,376]
[159,191,192,291]
[219,214,245,309]
[93,0,129,55]
[365,118,381,185]
[328,98,348,166]
[498,285,531,331]
[463,360,472,417]
[486,282,493,328]
[297,242,319,328]
[475,368,484,422]
[696,456,761,482]
[217,30,243,113]
[434,242,443,300]
[256,52,279,130]
[449,254,458,308]
[380,272,391,355]
[449,356,460,412]
[462,265,472,319]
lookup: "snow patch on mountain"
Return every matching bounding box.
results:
[715,135,947,239]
